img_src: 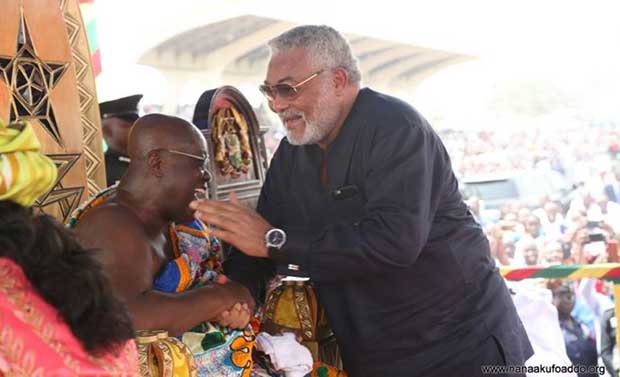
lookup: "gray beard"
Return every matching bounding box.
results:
[287,116,331,145]
[286,88,340,145]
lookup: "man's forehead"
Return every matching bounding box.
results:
[191,138,208,156]
[176,133,207,155]
[265,48,312,84]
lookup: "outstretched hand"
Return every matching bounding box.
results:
[190,192,271,258]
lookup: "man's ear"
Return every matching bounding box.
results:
[332,67,349,96]
[146,150,165,177]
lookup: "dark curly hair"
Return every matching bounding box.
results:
[0,200,134,355]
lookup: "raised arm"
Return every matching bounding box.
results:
[193,112,455,282]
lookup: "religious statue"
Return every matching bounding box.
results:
[211,106,253,179]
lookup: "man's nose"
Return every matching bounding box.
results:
[268,96,288,113]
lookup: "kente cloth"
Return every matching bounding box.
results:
[163,221,255,377]
[68,186,256,377]
[0,120,57,207]
[0,257,139,376]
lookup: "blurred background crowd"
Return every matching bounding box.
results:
[446,122,620,376]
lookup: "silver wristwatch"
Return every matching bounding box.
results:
[265,228,287,249]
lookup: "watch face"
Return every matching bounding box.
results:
[266,228,286,248]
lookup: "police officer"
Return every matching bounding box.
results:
[99,94,142,186]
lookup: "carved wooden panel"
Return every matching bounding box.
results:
[0,0,105,222]
[193,86,268,209]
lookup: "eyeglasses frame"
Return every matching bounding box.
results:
[259,69,325,101]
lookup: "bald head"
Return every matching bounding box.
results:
[118,114,210,222]
[127,114,205,159]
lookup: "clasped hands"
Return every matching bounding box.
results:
[192,192,273,329]
[213,274,252,329]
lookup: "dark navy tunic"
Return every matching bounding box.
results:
[226,88,533,377]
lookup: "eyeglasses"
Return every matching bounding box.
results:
[159,149,212,182]
[259,70,324,101]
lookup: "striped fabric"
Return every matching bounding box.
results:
[0,121,57,207]
[500,264,620,283]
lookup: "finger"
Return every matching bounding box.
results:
[223,311,243,329]
[193,199,244,215]
[207,228,237,245]
[240,317,250,329]
[215,274,229,284]
[233,314,250,329]
[230,320,243,329]
[193,200,269,231]
[193,206,235,223]
[229,191,241,206]
[230,314,243,328]
[192,205,242,226]
[194,211,241,231]
[190,199,225,211]
[189,199,207,210]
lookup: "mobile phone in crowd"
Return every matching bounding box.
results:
[588,233,606,243]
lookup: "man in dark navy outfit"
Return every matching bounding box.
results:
[191,25,532,377]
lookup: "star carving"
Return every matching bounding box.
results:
[0,11,69,147]
[35,154,84,223]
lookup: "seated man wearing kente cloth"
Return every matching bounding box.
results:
[71,114,257,376]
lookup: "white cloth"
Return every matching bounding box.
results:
[575,278,613,352]
[256,332,313,377]
[508,281,577,377]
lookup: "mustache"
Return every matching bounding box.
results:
[278,110,305,121]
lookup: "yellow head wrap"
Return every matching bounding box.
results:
[0,120,58,207]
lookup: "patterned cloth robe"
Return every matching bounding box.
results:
[68,186,255,377]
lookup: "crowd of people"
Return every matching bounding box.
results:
[457,126,620,376]
[439,125,620,180]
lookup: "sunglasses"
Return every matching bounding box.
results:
[259,70,324,101]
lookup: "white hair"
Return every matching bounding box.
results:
[268,25,362,84]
